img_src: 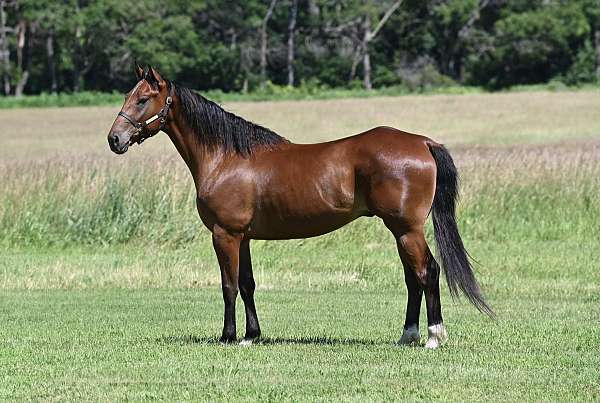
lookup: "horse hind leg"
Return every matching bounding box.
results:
[421,252,448,349]
[398,255,423,345]
[390,224,448,349]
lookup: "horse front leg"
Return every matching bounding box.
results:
[239,239,261,345]
[212,225,243,343]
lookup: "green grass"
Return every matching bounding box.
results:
[2,93,600,400]
[1,279,598,401]
[0,86,480,109]
[1,144,599,399]
[0,81,598,109]
[0,91,125,109]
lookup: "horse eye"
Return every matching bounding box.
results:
[138,98,149,105]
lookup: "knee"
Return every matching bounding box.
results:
[414,268,428,287]
[222,284,238,299]
[415,258,440,288]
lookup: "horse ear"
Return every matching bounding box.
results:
[145,66,164,89]
[134,61,144,80]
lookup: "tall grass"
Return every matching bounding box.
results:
[1,142,599,248]
[457,143,600,241]
[0,156,198,247]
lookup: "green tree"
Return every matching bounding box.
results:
[468,2,591,87]
[579,0,600,76]
[1,0,599,94]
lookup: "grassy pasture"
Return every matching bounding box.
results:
[1,90,600,400]
[1,288,598,401]
[2,89,600,160]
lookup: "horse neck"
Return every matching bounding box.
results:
[163,105,228,191]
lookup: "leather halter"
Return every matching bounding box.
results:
[117,84,174,145]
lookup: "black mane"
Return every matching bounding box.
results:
[172,82,289,155]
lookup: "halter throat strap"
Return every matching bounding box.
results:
[117,84,174,145]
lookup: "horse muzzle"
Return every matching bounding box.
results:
[108,132,130,154]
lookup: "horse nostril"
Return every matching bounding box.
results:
[111,135,119,146]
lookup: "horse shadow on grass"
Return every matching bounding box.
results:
[156,334,394,347]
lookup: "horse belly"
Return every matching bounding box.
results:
[248,209,362,240]
[248,169,369,240]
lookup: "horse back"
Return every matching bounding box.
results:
[243,126,436,239]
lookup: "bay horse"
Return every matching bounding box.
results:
[107,65,493,349]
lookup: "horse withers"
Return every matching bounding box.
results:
[107,65,493,349]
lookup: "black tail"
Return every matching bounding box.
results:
[428,143,494,317]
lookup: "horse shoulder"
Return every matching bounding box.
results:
[195,162,257,234]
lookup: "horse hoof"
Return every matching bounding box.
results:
[398,325,420,345]
[219,336,237,345]
[239,338,256,346]
[425,324,448,349]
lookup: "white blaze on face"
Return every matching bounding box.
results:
[127,80,144,102]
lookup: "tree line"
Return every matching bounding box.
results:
[1,0,599,96]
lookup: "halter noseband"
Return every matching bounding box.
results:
[117,84,174,145]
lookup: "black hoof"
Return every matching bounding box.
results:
[219,334,237,344]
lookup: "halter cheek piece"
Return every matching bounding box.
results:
[117,85,174,145]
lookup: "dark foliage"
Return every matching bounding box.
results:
[1,1,599,96]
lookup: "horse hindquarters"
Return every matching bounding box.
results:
[375,139,494,348]
[357,133,445,347]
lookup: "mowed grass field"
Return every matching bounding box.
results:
[1,90,600,400]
